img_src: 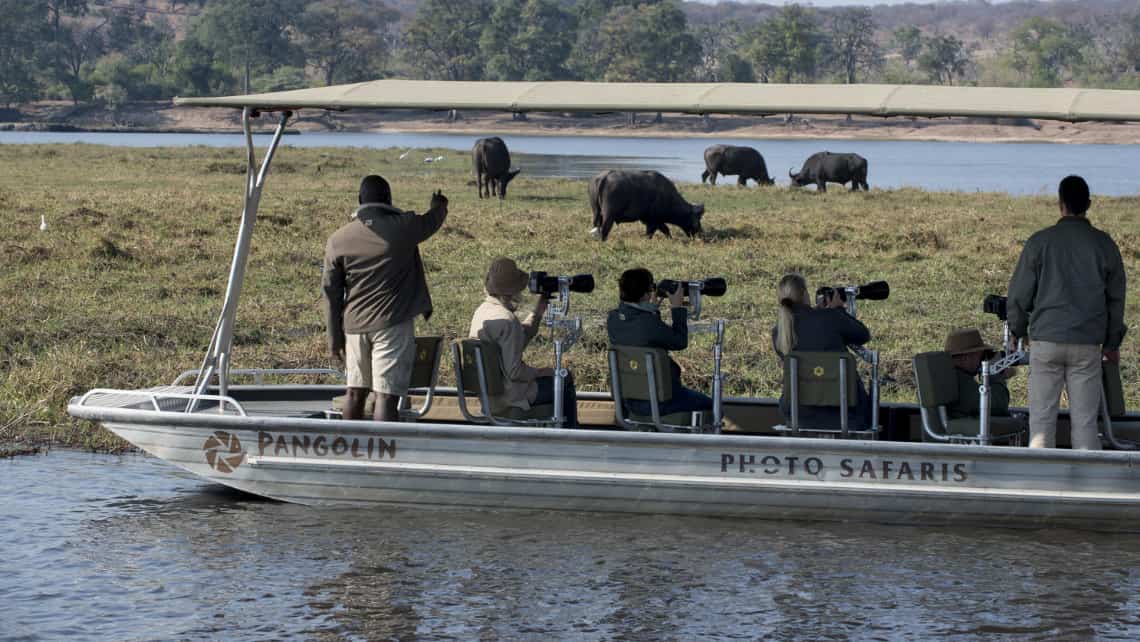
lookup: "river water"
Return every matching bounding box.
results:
[4,450,1140,640]
[1,131,1137,196]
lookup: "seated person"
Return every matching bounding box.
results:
[772,273,872,429]
[606,267,714,418]
[945,328,1014,419]
[469,257,579,427]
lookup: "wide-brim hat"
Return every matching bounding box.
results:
[944,328,996,356]
[485,257,529,297]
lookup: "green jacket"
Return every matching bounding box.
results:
[949,367,1010,420]
[1007,216,1127,350]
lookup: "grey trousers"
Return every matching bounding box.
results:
[1028,340,1102,450]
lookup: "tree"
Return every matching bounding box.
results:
[1009,17,1086,87]
[568,0,657,80]
[403,0,492,81]
[0,0,46,106]
[893,26,923,71]
[594,2,700,83]
[297,0,396,86]
[191,0,303,94]
[481,0,578,82]
[55,14,108,104]
[917,34,971,85]
[830,7,881,84]
[693,20,753,82]
[749,4,827,83]
[513,0,577,80]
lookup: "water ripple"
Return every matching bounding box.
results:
[2,451,1139,640]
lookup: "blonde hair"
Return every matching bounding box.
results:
[775,273,809,356]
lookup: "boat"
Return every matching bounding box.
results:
[68,81,1140,531]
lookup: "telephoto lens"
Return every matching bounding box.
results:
[527,271,559,297]
[566,274,595,294]
[528,271,595,297]
[656,278,727,298]
[982,294,1008,321]
[854,280,889,301]
[655,279,682,298]
[700,277,727,297]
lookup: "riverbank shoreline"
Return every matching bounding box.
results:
[7,100,1140,144]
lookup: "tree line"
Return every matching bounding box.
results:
[2,0,1139,110]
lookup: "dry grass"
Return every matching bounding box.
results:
[2,143,1138,449]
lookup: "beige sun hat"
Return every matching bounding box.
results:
[944,328,996,356]
[485,257,529,296]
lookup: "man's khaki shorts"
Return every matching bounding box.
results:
[345,320,415,396]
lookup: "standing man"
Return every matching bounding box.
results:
[323,175,448,421]
[1008,175,1126,450]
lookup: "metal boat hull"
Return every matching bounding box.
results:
[74,403,1140,531]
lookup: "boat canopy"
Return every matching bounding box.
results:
[174,80,1140,123]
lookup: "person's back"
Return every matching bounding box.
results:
[1010,219,1125,349]
[772,274,872,429]
[1008,174,1125,450]
[606,268,712,418]
[326,202,442,333]
[323,175,448,422]
[773,304,870,355]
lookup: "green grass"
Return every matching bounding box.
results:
[2,143,1139,449]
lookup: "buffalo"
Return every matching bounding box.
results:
[789,152,869,192]
[587,170,704,241]
[472,136,520,199]
[701,144,775,186]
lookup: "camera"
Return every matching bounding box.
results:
[815,280,890,307]
[656,277,727,299]
[528,271,595,298]
[982,294,1008,321]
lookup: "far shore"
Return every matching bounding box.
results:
[4,100,1140,145]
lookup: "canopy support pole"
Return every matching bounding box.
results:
[191,108,291,408]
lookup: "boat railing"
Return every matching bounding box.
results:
[172,368,345,386]
[74,388,248,416]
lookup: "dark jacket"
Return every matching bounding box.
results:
[607,302,688,388]
[1008,216,1127,349]
[949,367,1010,419]
[772,304,872,429]
[323,202,447,352]
[771,304,871,357]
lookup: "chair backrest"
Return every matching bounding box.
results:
[456,338,505,396]
[610,345,673,404]
[409,336,444,389]
[912,351,958,409]
[784,351,858,407]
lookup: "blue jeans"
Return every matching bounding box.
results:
[625,385,713,418]
[534,373,579,428]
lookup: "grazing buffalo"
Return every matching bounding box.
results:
[701,144,775,186]
[587,170,704,241]
[472,137,520,199]
[789,152,869,192]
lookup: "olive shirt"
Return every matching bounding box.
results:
[949,367,1010,419]
[322,202,447,353]
[1007,216,1127,350]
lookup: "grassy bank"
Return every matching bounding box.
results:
[2,144,1138,450]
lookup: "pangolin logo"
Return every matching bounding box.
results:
[203,431,246,473]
